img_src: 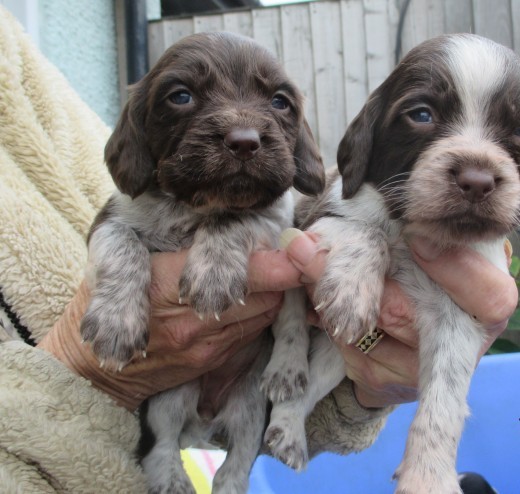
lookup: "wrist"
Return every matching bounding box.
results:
[37,282,142,411]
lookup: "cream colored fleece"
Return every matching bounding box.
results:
[0,7,113,343]
[0,6,391,493]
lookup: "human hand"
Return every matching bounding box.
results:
[280,229,518,409]
[38,249,303,411]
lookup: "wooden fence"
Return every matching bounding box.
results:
[148,0,520,166]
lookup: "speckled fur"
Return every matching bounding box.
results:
[265,34,520,494]
[81,32,324,494]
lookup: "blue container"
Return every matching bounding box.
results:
[249,353,520,494]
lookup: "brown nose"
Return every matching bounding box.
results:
[224,128,260,161]
[455,168,496,203]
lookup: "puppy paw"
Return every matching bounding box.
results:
[313,272,383,345]
[179,262,248,318]
[80,300,149,371]
[260,361,308,403]
[393,463,462,494]
[264,416,308,471]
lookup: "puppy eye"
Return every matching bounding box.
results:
[408,108,433,124]
[168,90,193,105]
[271,94,290,110]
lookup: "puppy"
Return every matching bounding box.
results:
[80,32,324,493]
[265,34,520,494]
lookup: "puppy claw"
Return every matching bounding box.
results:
[99,359,105,369]
[178,297,184,305]
[142,351,147,359]
[237,298,246,306]
[214,312,220,321]
[314,301,325,311]
[196,312,205,321]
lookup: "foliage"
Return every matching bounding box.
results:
[487,255,520,354]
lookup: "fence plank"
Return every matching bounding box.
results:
[511,0,520,54]
[399,0,445,58]
[442,0,473,33]
[252,7,282,59]
[341,0,369,123]
[364,0,394,91]
[472,0,513,48]
[310,0,346,166]
[222,11,253,37]
[148,18,194,64]
[194,14,225,33]
[280,4,318,139]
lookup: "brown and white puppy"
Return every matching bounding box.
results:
[80,32,324,494]
[265,34,520,494]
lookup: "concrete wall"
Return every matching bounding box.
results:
[3,0,120,127]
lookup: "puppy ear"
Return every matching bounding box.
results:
[337,94,381,199]
[104,85,155,198]
[293,119,325,196]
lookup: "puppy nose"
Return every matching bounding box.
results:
[224,128,260,161]
[455,168,496,203]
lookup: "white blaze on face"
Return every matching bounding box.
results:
[445,35,509,141]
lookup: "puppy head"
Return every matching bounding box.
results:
[105,32,324,210]
[337,34,520,244]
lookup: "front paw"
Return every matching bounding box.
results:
[80,300,149,371]
[178,263,247,318]
[314,274,383,345]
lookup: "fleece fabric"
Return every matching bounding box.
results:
[0,6,391,492]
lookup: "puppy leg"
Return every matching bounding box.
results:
[265,331,345,470]
[141,382,201,494]
[394,291,484,494]
[81,221,150,369]
[261,288,310,402]
[179,218,252,318]
[310,217,390,345]
[212,361,268,494]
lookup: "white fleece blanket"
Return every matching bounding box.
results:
[0,7,114,343]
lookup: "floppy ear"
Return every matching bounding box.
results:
[293,119,325,196]
[337,93,382,199]
[104,84,155,198]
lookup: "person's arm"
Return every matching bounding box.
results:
[281,229,517,409]
[37,249,303,411]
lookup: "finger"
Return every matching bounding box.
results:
[182,310,278,370]
[149,251,189,307]
[280,228,329,283]
[376,280,419,348]
[341,337,418,385]
[248,250,302,292]
[410,236,518,328]
[341,343,419,407]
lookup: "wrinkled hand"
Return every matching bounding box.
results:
[39,249,303,411]
[281,229,517,409]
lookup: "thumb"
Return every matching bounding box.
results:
[279,228,328,283]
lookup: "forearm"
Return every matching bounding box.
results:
[37,282,144,410]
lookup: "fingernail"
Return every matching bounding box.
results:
[279,228,305,249]
[409,235,442,261]
[279,228,319,266]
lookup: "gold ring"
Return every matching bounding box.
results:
[355,327,385,354]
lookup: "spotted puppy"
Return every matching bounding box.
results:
[80,32,324,494]
[265,34,520,494]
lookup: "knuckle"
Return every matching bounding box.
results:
[484,276,518,326]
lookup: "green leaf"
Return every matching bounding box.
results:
[487,337,520,354]
[506,309,520,330]
[510,255,520,277]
